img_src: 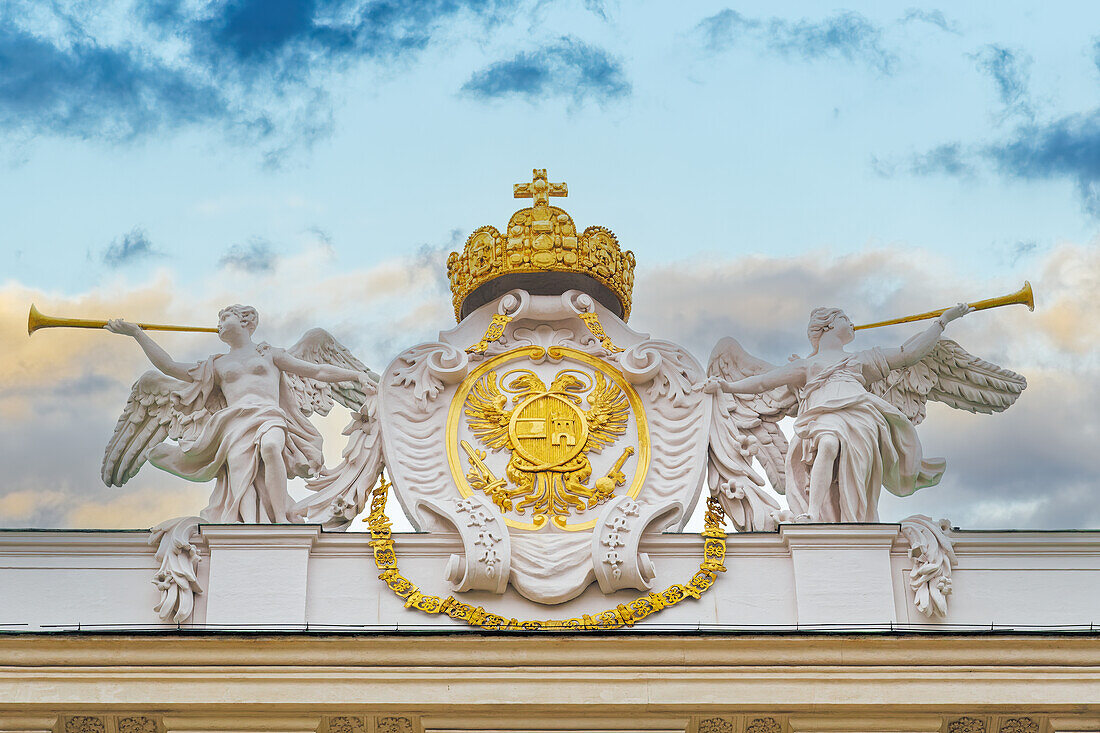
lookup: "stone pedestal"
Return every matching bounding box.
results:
[782,524,900,627]
[200,525,320,627]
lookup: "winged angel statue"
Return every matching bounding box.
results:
[701,303,1027,527]
[100,304,389,622]
[104,305,379,525]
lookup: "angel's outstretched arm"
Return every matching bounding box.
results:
[274,350,374,388]
[105,319,196,382]
[880,303,974,370]
[717,361,803,395]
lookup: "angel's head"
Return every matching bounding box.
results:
[217,304,259,344]
[807,307,854,354]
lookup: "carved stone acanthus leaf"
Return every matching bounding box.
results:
[148,515,203,623]
[376,717,414,733]
[327,717,365,733]
[745,718,782,733]
[900,514,957,618]
[697,718,734,733]
[999,718,1039,733]
[388,342,469,411]
[748,713,783,730]
[65,718,105,733]
[117,718,158,733]
[949,717,988,733]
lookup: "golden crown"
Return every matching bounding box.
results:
[446,169,636,322]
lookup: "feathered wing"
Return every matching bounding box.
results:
[465,372,513,450]
[868,339,1027,425]
[286,327,377,415]
[290,394,385,530]
[102,370,187,487]
[584,371,629,452]
[707,337,798,492]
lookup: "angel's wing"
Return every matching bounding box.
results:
[286,328,377,416]
[584,371,629,452]
[290,394,385,530]
[868,339,1027,425]
[466,371,513,450]
[102,370,185,487]
[706,337,798,497]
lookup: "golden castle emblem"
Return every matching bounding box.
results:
[446,168,637,322]
[447,347,649,532]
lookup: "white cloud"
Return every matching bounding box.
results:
[0,241,1096,530]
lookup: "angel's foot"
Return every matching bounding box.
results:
[794,512,816,523]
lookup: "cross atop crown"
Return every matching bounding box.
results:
[514,168,568,208]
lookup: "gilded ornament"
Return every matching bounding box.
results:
[365,480,727,630]
[999,719,1038,733]
[447,168,636,322]
[448,347,649,531]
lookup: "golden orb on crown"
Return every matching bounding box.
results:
[446,168,636,322]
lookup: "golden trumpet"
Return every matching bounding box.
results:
[854,281,1035,331]
[27,304,219,336]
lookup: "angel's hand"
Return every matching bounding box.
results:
[693,376,725,394]
[938,302,974,326]
[105,318,143,337]
[357,373,378,395]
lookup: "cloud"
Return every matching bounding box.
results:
[103,227,159,267]
[983,111,1100,215]
[696,9,896,73]
[907,142,975,177]
[2,242,1097,531]
[971,45,1033,119]
[0,23,227,144]
[1,0,512,156]
[632,242,1099,530]
[462,36,630,103]
[219,239,277,272]
[899,8,959,34]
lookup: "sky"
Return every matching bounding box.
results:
[1,0,1099,531]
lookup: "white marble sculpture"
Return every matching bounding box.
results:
[373,288,710,604]
[104,305,377,620]
[701,304,1027,526]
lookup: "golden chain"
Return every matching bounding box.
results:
[366,480,728,631]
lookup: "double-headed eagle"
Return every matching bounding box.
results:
[462,368,635,527]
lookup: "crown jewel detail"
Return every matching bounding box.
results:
[447,168,636,322]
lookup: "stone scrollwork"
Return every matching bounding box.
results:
[148,515,203,623]
[419,494,511,594]
[899,514,957,618]
[592,496,681,593]
[388,342,470,411]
